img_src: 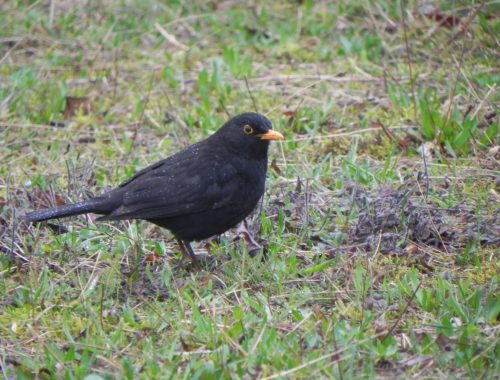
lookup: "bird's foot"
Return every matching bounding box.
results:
[236,222,262,257]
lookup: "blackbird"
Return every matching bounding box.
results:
[25,112,283,263]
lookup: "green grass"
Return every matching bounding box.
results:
[1,0,499,378]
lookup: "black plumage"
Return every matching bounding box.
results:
[25,113,283,262]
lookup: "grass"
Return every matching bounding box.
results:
[1,0,499,378]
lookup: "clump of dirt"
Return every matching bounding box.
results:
[349,184,499,255]
[264,173,499,263]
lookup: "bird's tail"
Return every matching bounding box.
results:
[25,198,111,223]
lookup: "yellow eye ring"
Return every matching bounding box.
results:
[243,125,254,135]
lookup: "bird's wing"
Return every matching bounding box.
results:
[101,147,240,221]
[116,141,203,188]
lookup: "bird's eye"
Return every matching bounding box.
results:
[243,125,254,135]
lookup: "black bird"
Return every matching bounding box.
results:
[25,113,283,263]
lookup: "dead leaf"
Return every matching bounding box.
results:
[32,26,46,35]
[63,96,92,118]
[54,194,66,206]
[312,304,326,320]
[418,142,435,162]
[199,274,215,286]
[180,336,192,351]
[144,253,161,263]
[424,11,461,28]
[28,190,66,210]
[404,245,419,254]
[270,159,282,175]
[403,355,434,368]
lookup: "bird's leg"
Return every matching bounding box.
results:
[176,238,199,265]
[183,241,199,264]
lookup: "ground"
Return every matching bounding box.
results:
[0,1,499,379]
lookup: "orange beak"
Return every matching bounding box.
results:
[259,130,284,141]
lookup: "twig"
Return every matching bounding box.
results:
[244,77,258,113]
[442,34,467,132]
[382,281,422,342]
[0,38,23,66]
[154,23,188,50]
[48,0,55,29]
[262,332,386,379]
[252,74,379,84]
[290,124,414,142]
[218,98,232,119]
[265,79,325,116]
[331,326,345,380]
[400,1,418,122]
[421,144,430,200]
[446,1,487,45]
[131,72,157,149]
[372,120,408,150]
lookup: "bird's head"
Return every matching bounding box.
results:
[215,113,283,158]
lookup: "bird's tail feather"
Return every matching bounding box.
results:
[25,199,110,223]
